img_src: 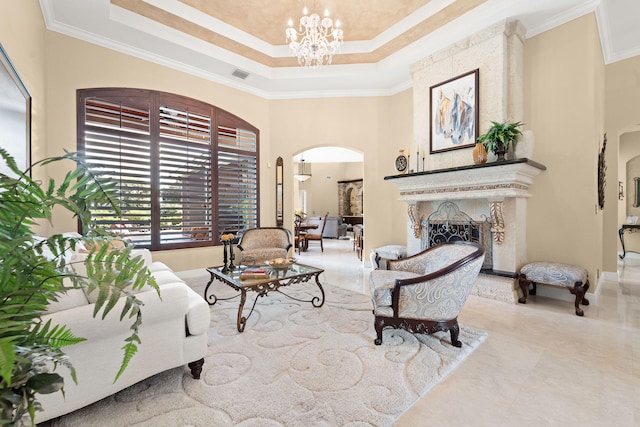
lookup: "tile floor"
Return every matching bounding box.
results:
[295,238,639,427]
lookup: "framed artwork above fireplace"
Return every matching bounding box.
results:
[429,68,479,154]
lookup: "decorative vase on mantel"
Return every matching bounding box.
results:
[495,141,507,161]
[472,142,488,164]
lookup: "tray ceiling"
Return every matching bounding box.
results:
[39,0,639,99]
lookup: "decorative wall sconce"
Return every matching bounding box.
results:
[619,181,624,200]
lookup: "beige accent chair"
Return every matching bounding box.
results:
[237,227,293,263]
[369,241,484,347]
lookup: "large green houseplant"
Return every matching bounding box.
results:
[476,120,523,161]
[0,149,158,426]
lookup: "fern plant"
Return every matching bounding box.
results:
[0,149,158,426]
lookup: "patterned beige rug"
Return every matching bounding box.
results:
[51,272,486,427]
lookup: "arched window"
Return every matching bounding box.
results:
[77,88,259,250]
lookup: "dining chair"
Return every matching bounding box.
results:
[304,212,328,252]
[293,217,307,254]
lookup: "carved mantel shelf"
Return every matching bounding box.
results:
[385,158,546,243]
[384,158,546,202]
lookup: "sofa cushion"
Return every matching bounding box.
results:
[130,248,153,269]
[33,232,86,263]
[45,278,90,314]
[152,270,184,286]
[70,252,158,303]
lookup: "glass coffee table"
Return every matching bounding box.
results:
[204,263,325,332]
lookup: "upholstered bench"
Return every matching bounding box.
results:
[371,245,407,269]
[518,262,590,316]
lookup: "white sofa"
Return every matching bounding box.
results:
[34,249,211,424]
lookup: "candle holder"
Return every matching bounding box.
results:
[221,240,230,273]
[220,233,236,273]
[228,240,235,270]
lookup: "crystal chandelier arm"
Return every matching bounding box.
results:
[285,8,343,68]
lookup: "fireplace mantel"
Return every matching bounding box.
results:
[384,158,546,202]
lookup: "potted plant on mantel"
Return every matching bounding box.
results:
[0,149,157,426]
[476,120,524,161]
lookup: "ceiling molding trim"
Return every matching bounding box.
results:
[41,13,274,99]
[119,0,279,56]
[595,0,640,65]
[595,0,614,64]
[523,0,599,39]
[366,0,455,51]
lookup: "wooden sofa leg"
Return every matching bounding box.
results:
[188,358,205,379]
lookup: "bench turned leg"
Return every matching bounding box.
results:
[568,280,590,316]
[518,275,530,304]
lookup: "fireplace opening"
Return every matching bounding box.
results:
[421,201,493,270]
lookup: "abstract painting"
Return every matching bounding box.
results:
[429,69,479,154]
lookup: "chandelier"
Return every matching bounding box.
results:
[285,7,344,68]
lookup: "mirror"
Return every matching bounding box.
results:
[0,43,31,177]
[276,156,283,226]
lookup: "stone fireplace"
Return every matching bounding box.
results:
[385,159,546,303]
[383,19,549,303]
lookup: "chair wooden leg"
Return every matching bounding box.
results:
[449,321,462,347]
[374,317,384,345]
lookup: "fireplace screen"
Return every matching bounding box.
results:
[421,201,492,270]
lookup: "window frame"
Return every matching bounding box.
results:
[77,88,260,250]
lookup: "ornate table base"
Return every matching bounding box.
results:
[204,264,325,332]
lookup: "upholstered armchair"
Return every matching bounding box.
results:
[237,227,293,263]
[369,241,484,347]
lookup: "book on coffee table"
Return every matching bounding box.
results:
[240,267,270,280]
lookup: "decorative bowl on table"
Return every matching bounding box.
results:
[267,257,296,275]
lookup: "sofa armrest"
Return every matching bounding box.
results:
[184,287,210,336]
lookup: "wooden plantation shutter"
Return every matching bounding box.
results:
[78,88,259,250]
[158,101,213,246]
[216,112,259,237]
[80,94,153,246]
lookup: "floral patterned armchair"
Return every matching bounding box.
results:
[369,241,484,347]
[237,227,293,263]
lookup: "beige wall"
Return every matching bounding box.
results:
[524,13,605,283]
[270,95,411,258]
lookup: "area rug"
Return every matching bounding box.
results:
[51,272,487,427]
